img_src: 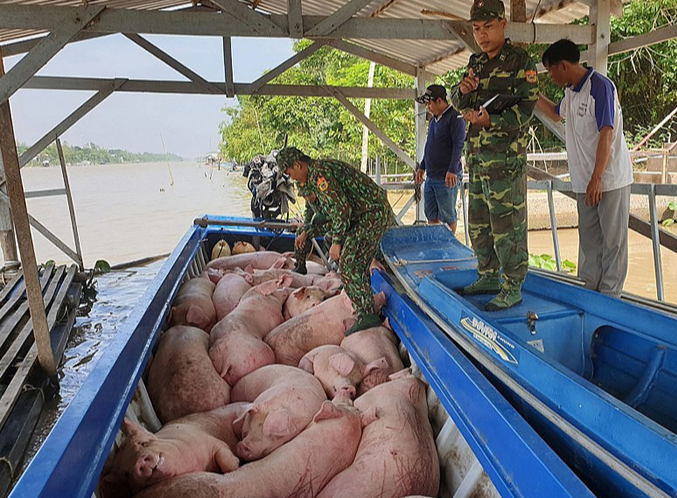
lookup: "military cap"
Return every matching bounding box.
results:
[470,0,505,21]
[276,146,305,171]
[415,84,448,104]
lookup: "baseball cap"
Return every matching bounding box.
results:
[415,84,448,104]
[470,0,506,21]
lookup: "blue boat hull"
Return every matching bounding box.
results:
[380,224,677,498]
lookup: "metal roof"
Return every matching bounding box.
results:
[0,0,592,74]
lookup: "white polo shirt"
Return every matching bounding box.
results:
[556,68,633,194]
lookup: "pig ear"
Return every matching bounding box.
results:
[360,406,378,428]
[244,264,255,274]
[383,317,391,330]
[341,292,355,312]
[313,400,342,423]
[293,287,307,299]
[330,353,356,377]
[363,357,389,377]
[186,306,209,328]
[256,281,278,296]
[121,418,149,438]
[272,258,287,270]
[298,354,315,374]
[374,292,387,311]
[280,274,294,288]
[388,368,412,381]
[232,404,255,434]
[262,408,296,437]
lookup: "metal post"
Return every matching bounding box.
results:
[460,179,470,246]
[56,138,84,270]
[375,155,382,185]
[648,185,665,301]
[0,52,56,377]
[415,67,428,223]
[546,180,562,271]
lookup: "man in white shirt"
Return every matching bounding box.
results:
[537,39,633,297]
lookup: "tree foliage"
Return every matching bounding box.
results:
[18,142,183,166]
[220,0,677,166]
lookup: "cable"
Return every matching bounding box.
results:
[531,0,543,44]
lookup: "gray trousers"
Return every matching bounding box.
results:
[576,184,631,297]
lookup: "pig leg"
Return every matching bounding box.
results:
[214,446,239,473]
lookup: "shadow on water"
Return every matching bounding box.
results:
[18,260,165,478]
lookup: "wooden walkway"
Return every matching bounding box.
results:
[0,264,82,496]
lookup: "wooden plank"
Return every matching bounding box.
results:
[0,266,66,382]
[287,0,303,38]
[0,265,75,429]
[0,269,23,306]
[0,266,53,355]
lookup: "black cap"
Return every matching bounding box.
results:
[415,84,447,104]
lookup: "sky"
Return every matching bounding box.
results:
[5,34,296,159]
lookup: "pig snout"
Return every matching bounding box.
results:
[135,453,162,479]
[236,439,263,461]
[335,384,356,399]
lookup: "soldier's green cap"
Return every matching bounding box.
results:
[297,182,312,196]
[470,0,505,21]
[276,147,305,171]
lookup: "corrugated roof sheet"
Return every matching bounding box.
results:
[0,0,594,73]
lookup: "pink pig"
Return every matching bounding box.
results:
[317,370,440,498]
[209,278,293,385]
[147,326,231,423]
[134,395,368,498]
[283,286,337,320]
[100,404,245,497]
[212,272,252,320]
[235,266,318,288]
[299,345,389,399]
[169,273,216,332]
[206,251,292,272]
[340,321,405,395]
[311,271,343,292]
[230,365,326,461]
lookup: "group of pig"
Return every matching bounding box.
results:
[100,245,440,498]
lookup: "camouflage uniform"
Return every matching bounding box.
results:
[451,4,538,305]
[279,149,395,322]
[293,183,330,267]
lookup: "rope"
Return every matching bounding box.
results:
[393,256,476,267]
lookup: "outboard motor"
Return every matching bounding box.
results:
[243,150,296,220]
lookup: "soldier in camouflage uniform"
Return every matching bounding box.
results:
[450,0,538,311]
[293,182,331,273]
[278,147,395,335]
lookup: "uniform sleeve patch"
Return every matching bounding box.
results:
[316,176,329,192]
[526,70,538,84]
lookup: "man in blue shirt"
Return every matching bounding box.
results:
[415,84,466,233]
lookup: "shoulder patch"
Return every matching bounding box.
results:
[316,176,329,192]
[526,70,538,84]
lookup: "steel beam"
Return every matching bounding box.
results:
[208,0,286,36]
[0,56,56,378]
[0,6,105,106]
[305,0,377,37]
[222,36,235,97]
[23,76,416,99]
[325,39,418,76]
[18,79,126,168]
[242,41,326,94]
[287,0,303,38]
[0,6,595,43]
[328,86,416,169]
[124,33,222,95]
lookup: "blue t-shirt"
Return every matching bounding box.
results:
[420,106,465,179]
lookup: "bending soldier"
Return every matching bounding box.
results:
[293,183,330,274]
[451,0,538,311]
[278,147,395,335]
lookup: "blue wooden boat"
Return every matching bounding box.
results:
[379,224,677,498]
[7,216,594,498]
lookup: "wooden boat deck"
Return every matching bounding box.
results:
[0,265,82,496]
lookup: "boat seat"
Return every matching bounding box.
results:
[591,325,677,434]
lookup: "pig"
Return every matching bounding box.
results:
[204,267,226,284]
[235,266,318,288]
[316,370,440,498]
[169,273,216,331]
[283,286,337,320]
[265,291,386,366]
[100,404,245,497]
[212,272,252,320]
[312,271,343,292]
[230,365,326,461]
[232,241,256,255]
[148,326,231,423]
[210,240,231,260]
[340,321,405,394]
[206,251,292,272]
[209,278,293,385]
[299,345,389,399]
[134,395,368,498]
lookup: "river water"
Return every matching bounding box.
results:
[13,160,677,303]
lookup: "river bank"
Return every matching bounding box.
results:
[7,161,677,303]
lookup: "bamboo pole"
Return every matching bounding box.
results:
[0,46,57,377]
